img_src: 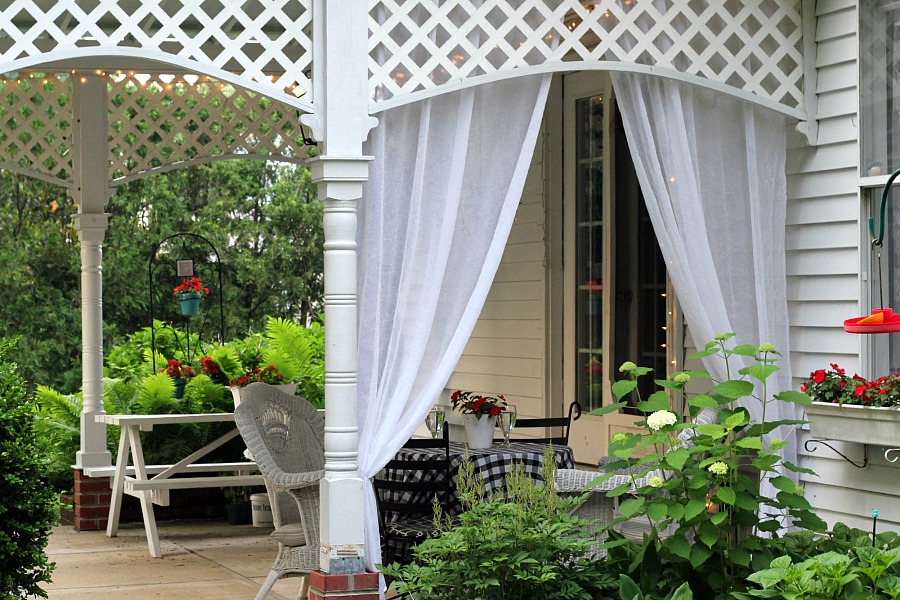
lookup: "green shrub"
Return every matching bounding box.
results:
[381,448,613,599]
[590,335,824,599]
[0,338,57,598]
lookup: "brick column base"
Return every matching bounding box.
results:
[73,469,112,531]
[308,570,379,600]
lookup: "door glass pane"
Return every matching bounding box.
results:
[575,94,603,411]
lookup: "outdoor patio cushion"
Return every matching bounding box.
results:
[270,523,306,547]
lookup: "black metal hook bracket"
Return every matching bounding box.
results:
[804,439,869,469]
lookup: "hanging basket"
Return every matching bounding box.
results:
[177,292,202,316]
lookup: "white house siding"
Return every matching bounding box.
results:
[787,0,900,533]
[445,124,547,429]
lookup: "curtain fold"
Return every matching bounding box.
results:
[611,72,796,492]
[356,74,551,584]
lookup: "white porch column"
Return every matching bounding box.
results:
[73,76,112,469]
[304,0,378,575]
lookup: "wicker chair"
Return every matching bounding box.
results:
[556,407,720,556]
[234,383,325,600]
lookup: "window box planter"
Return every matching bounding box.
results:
[805,402,900,447]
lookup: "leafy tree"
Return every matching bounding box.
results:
[0,338,57,598]
[0,159,323,394]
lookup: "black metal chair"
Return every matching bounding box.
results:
[373,427,452,566]
[505,401,581,445]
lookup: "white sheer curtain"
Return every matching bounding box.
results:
[612,73,796,487]
[357,74,551,579]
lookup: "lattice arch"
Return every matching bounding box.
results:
[0,0,313,114]
[369,0,805,116]
[0,72,314,187]
[109,72,313,182]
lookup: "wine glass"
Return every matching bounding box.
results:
[425,406,446,439]
[499,405,517,446]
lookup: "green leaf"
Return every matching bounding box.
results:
[735,437,763,450]
[770,476,797,493]
[667,536,691,559]
[716,487,736,505]
[774,390,813,405]
[667,503,685,521]
[612,379,638,400]
[684,499,707,520]
[777,491,812,510]
[619,497,646,519]
[688,394,718,409]
[587,401,627,417]
[665,447,690,470]
[710,511,727,525]
[696,424,727,439]
[782,461,817,475]
[641,390,671,412]
[730,344,759,356]
[690,543,713,568]
[671,582,694,600]
[618,575,641,600]
[724,412,748,430]
[647,502,668,522]
[711,380,754,399]
[743,364,778,381]
[698,521,720,548]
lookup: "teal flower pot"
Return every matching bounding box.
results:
[177,292,202,316]
[172,377,187,399]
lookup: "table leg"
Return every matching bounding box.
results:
[129,428,162,558]
[106,426,131,538]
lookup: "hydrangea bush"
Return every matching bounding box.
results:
[591,334,824,599]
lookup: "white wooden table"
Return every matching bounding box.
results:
[90,413,263,557]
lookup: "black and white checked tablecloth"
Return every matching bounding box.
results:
[390,441,575,516]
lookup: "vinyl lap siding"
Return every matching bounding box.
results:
[788,0,899,533]
[446,129,546,424]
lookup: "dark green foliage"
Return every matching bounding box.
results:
[0,338,57,598]
[381,450,614,599]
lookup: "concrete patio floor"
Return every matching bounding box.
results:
[40,519,305,599]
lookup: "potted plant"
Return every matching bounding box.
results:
[223,486,252,525]
[801,364,900,446]
[161,358,194,399]
[172,276,209,317]
[585,355,603,404]
[451,390,507,449]
[228,365,296,407]
[199,356,228,386]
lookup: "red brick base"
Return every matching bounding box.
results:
[308,570,380,600]
[73,469,112,531]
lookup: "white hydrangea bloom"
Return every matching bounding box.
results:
[646,410,677,431]
[648,476,664,488]
[708,461,728,476]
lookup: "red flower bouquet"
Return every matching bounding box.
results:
[161,359,194,379]
[801,363,900,408]
[230,365,286,387]
[199,356,223,377]
[450,390,507,418]
[172,276,210,298]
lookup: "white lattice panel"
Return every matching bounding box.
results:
[0,0,312,109]
[369,0,804,111]
[109,73,313,181]
[0,75,73,184]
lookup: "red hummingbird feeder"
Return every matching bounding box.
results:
[844,167,900,333]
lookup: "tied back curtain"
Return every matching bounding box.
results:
[357,74,551,575]
[612,73,796,486]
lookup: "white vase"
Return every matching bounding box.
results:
[463,414,497,450]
